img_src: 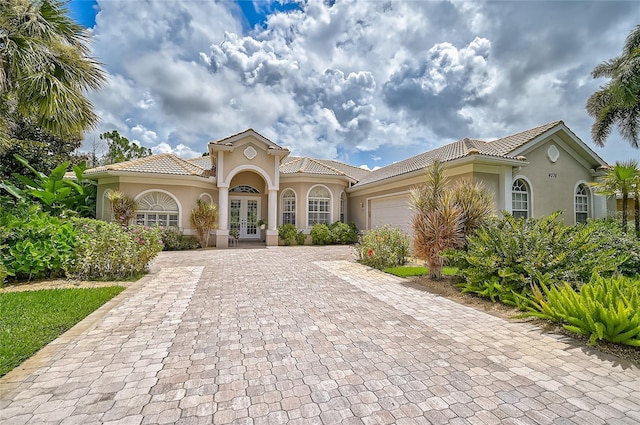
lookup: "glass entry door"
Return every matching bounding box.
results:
[229,197,261,239]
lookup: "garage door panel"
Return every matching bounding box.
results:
[370,195,413,237]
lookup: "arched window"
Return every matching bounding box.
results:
[340,192,345,222]
[308,186,331,225]
[512,179,530,219]
[135,191,179,227]
[281,189,296,225]
[575,184,589,223]
[230,185,259,193]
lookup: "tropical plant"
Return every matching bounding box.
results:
[0,154,96,216]
[99,130,152,165]
[522,274,640,347]
[190,199,218,248]
[355,225,410,270]
[278,223,297,246]
[1,203,78,281]
[447,212,627,304]
[0,0,106,143]
[107,191,137,227]
[410,160,492,279]
[590,160,639,233]
[586,24,640,148]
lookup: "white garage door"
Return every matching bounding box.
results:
[370,195,413,237]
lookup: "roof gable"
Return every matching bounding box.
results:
[209,128,288,152]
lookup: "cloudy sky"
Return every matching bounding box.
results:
[68,0,638,169]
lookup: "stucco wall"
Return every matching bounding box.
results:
[218,139,279,189]
[516,139,597,224]
[98,179,218,232]
[279,178,349,230]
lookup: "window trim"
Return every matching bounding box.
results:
[306,184,332,227]
[280,188,297,226]
[339,191,346,223]
[574,182,591,224]
[511,177,532,219]
[134,189,182,228]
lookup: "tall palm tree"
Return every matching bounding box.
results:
[0,0,106,143]
[586,25,640,148]
[591,160,639,234]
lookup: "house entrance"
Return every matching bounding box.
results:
[229,197,261,239]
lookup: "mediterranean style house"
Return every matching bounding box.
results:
[85,121,615,248]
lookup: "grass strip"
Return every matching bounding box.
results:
[0,287,125,377]
[384,266,458,278]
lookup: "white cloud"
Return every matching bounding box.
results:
[82,0,639,169]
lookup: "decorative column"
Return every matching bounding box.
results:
[216,186,229,248]
[266,189,278,246]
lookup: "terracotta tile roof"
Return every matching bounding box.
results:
[488,121,562,155]
[185,156,214,168]
[353,122,562,188]
[280,157,370,181]
[84,154,210,177]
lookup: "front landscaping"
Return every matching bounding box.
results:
[0,286,125,377]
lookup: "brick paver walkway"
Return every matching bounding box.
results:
[1,246,639,424]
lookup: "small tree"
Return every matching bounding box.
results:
[107,190,137,226]
[100,130,152,165]
[190,199,218,248]
[410,160,493,280]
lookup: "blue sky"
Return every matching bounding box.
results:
[67,1,637,169]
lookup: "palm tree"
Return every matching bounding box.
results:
[586,25,640,148]
[191,199,219,248]
[591,160,639,233]
[0,0,106,143]
[107,190,137,227]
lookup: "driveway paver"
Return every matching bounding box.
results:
[1,246,639,424]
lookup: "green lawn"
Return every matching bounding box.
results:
[383,265,458,278]
[0,287,124,377]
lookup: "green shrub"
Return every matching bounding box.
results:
[522,274,640,347]
[69,219,163,280]
[1,203,77,281]
[329,221,359,244]
[582,219,640,276]
[278,223,297,246]
[311,223,332,245]
[0,264,6,286]
[447,212,627,304]
[161,227,199,251]
[355,225,410,270]
[296,231,306,246]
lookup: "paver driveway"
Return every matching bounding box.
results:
[1,246,639,425]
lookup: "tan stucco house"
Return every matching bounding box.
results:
[85,121,615,247]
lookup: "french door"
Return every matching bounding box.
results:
[229,197,261,239]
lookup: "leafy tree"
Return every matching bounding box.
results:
[0,116,88,179]
[586,25,640,148]
[0,0,106,144]
[591,160,639,234]
[100,130,152,165]
[190,199,218,248]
